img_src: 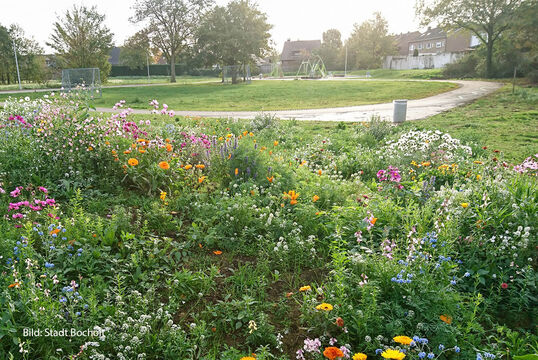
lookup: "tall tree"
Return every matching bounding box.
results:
[415,0,523,78]
[120,30,152,70]
[346,12,396,69]
[47,5,113,80]
[0,24,45,85]
[196,0,272,83]
[131,0,214,83]
[317,29,343,70]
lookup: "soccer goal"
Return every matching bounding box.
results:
[61,68,102,98]
[222,64,251,84]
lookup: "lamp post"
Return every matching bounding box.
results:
[344,46,348,77]
[13,38,22,90]
[146,52,150,83]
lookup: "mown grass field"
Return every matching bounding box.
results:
[0,79,457,111]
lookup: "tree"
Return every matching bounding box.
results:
[120,30,152,70]
[346,12,396,69]
[196,0,272,83]
[47,5,113,80]
[0,24,45,85]
[416,0,523,78]
[317,29,343,70]
[131,0,214,83]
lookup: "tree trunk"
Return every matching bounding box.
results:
[170,53,176,83]
[486,39,494,78]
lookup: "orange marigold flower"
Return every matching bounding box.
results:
[159,161,170,170]
[50,228,61,236]
[166,143,173,152]
[299,285,311,292]
[267,176,274,183]
[235,168,239,176]
[124,150,131,154]
[393,336,413,345]
[313,195,320,202]
[198,176,206,183]
[196,164,205,169]
[290,199,298,205]
[8,282,20,288]
[128,158,139,166]
[213,250,222,255]
[323,346,344,360]
[370,217,378,225]
[165,138,171,143]
[88,146,93,151]
[440,314,452,324]
[184,164,193,170]
[273,140,279,146]
[139,148,146,153]
[318,169,322,175]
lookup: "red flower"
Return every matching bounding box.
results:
[335,317,344,327]
[501,282,508,289]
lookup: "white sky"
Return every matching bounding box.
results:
[1,0,426,53]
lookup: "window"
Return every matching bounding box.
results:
[418,43,423,49]
[436,41,443,48]
[426,43,431,49]
[409,44,414,51]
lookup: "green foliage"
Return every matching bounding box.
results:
[47,5,114,81]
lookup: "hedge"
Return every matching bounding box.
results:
[110,64,220,77]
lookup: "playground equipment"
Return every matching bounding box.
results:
[296,55,327,79]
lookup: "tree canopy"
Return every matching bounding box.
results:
[120,30,152,70]
[346,12,396,70]
[47,5,113,80]
[131,0,214,82]
[416,0,523,77]
[316,29,343,71]
[196,0,272,82]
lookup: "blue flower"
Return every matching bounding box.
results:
[413,336,420,342]
[376,349,382,355]
[464,272,470,277]
[428,353,435,359]
[439,344,445,351]
[454,346,460,353]
[45,262,54,268]
[418,352,426,359]
[75,312,81,316]
[59,296,67,303]
[477,353,483,360]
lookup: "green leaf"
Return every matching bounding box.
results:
[514,355,538,360]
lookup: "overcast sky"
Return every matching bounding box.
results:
[1,0,426,53]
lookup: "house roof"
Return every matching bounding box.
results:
[280,40,321,61]
[411,27,446,42]
[108,47,121,65]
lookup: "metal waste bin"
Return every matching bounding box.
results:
[393,99,407,123]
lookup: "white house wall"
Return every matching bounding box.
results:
[383,52,466,70]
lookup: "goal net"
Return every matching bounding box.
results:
[222,64,251,84]
[61,68,102,98]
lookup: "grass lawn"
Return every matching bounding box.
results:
[0,79,457,111]
[406,85,538,162]
[333,68,446,79]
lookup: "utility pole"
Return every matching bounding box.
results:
[344,46,348,77]
[12,38,22,90]
[146,52,150,83]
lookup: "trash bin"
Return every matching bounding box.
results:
[393,100,407,123]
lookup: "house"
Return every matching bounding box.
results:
[280,40,321,72]
[393,31,421,56]
[407,27,477,56]
[384,27,481,70]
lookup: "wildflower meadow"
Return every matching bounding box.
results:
[0,93,536,359]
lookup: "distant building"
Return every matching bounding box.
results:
[407,27,478,56]
[280,40,321,72]
[384,27,481,70]
[393,31,421,56]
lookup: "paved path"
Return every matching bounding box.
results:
[96,80,502,122]
[1,80,502,122]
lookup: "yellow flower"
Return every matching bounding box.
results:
[128,158,139,166]
[159,161,170,170]
[315,303,333,311]
[461,202,469,208]
[235,168,239,176]
[240,357,256,360]
[299,285,311,292]
[273,140,279,146]
[198,176,206,183]
[353,353,367,360]
[473,160,483,164]
[184,164,193,170]
[313,195,320,202]
[381,349,406,360]
[393,336,413,345]
[160,191,167,201]
[476,174,482,180]
[195,164,205,169]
